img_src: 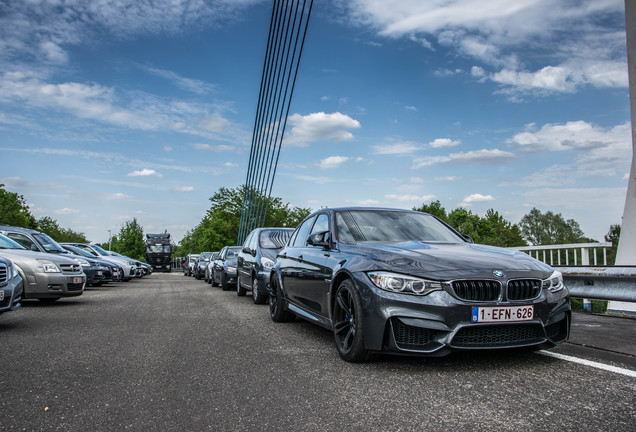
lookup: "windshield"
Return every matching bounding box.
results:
[91,244,109,255]
[64,245,97,258]
[147,245,171,253]
[259,229,293,249]
[33,233,66,253]
[225,247,240,259]
[335,210,464,244]
[0,234,27,249]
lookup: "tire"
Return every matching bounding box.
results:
[333,279,371,362]
[204,270,209,283]
[221,272,230,291]
[211,270,219,287]
[269,276,294,322]
[236,275,247,296]
[195,270,200,280]
[252,275,267,304]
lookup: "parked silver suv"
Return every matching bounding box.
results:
[0,234,85,301]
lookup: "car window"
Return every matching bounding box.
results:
[33,233,66,253]
[259,230,292,249]
[335,210,463,243]
[291,216,316,247]
[226,248,239,259]
[0,234,27,249]
[311,214,329,235]
[7,233,37,250]
[243,231,254,248]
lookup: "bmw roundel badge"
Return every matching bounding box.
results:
[493,270,504,278]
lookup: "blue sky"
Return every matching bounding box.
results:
[0,0,631,244]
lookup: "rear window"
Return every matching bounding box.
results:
[259,230,292,249]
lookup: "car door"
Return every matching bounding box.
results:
[294,213,332,316]
[238,231,256,288]
[281,214,331,317]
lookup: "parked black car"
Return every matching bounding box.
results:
[0,255,23,314]
[237,227,294,304]
[210,246,241,290]
[194,252,214,280]
[268,207,571,362]
[60,244,119,284]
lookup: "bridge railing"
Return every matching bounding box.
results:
[509,242,613,266]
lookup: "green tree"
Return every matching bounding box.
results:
[413,201,526,247]
[519,207,594,245]
[175,185,311,255]
[605,224,621,265]
[37,216,89,243]
[114,218,145,261]
[413,200,448,222]
[0,184,37,228]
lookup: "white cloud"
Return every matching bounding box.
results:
[198,115,229,133]
[128,169,163,177]
[53,207,80,215]
[339,0,626,95]
[373,141,420,154]
[105,193,131,200]
[459,193,495,207]
[284,112,361,147]
[174,186,194,192]
[385,194,436,203]
[429,138,461,148]
[413,148,516,168]
[0,1,264,64]
[193,143,236,152]
[320,156,351,169]
[508,121,630,153]
[435,176,461,181]
[142,66,215,95]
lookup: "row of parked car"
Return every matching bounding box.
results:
[0,224,152,315]
[180,207,572,363]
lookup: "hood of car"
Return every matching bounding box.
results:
[0,248,81,265]
[341,241,553,280]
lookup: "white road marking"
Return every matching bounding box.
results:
[538,350,636,378]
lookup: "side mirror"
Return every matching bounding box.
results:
[31,244,39,252]
[242,246,254,256]
[462,234,474,243]
[307,231,331,248]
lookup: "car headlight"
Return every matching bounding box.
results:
[9,262,19,279]
[38,260,61,273]
[226,266,237,273]
[261,257,275,269]
[542,270,565,293]
[367,271,443,296]
[74,258,91,267]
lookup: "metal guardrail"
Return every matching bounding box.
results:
[510,242,613,266]
[558,266,636,302]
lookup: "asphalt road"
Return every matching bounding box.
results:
[1,273,634,432]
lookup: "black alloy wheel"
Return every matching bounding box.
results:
[221,272,230,290]
[211,269,219,287]
[252,276,267,304]
[333,279,371,362]
[269,276,294,322]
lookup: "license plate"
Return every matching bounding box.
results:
[96,271,103,276]
[472,305,534,323]
[72,277,83,284]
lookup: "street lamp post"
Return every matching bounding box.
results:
[108,230,112,251]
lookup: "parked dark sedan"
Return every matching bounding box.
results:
[60,244,118,285]
[210,246,241,290]
[194,252,214,280]
[268,207,571,362]
[238,227,294,304]
[0,255,23,314]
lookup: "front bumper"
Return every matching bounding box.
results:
[22,271,86,299]
[349,272,571,356]
[0,274,23,313]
